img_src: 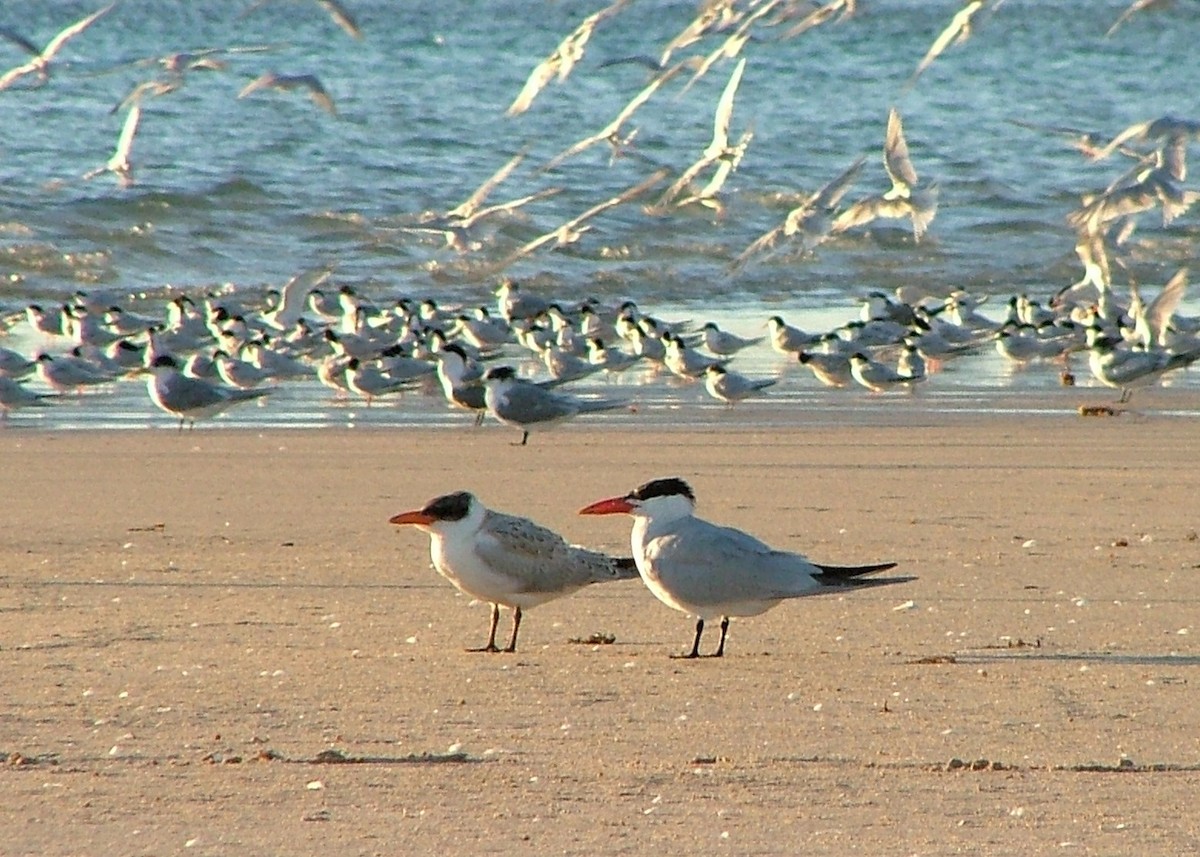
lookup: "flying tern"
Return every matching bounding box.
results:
[238,71,337,115]
[834,108,938,242]
[0,3,115,91]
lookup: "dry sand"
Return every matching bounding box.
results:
[2,413,1199,855]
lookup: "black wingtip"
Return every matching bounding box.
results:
[814,561,899,581]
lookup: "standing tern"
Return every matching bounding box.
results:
[700,321,763,357]
[0,376,55,422]
[390,491,638,652]
[703,364,776,405]
[1086,335,1200,403]
[579,478,907,658]
[483,365,625,445]
[146,354,272,430]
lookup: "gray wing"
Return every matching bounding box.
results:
[162,373,231,410]
[645,518,823,604]
[497,380,580,423]
[480,511,629,592]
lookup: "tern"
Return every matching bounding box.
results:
[34,352,113,393]
[238,71,337,115]
[700,321,763,357]
[483,365,625,445]
[0,3,115,91]
[834,108,938,242]
[777,0,857,40]
[83,103,142,186]
[652,57,752,212]
[505,0,630,116]
[766,315,816,356]
[906,1,988,88]
[703,364,775,405]
[797,349,853,387]
[1106,0,1173,39]
[496,169,668,270]
[0,376,55,421]
[1086,335,1200,403]
[146,354,272,430]
[731,155,866,270]
[849,352,921,392]
[240,0,363,40]
[0,347,36,379]
[579,478,906,658]
[390,491,638,652]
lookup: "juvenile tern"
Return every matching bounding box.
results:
[766,315,816,356]
[34,352,113,393]
[390,491,638,652]
[579,477,906,657]
[146,354,272,430]
[0,347,36,379]
[797,349,852,387]
[0,3,115,91]
[483,365,625,445]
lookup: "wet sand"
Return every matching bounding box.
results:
[2,414,1199,855]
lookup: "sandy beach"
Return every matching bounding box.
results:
[2,415,1199,855]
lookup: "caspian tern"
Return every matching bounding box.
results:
[390,491,638,652]
[579,477,907,658]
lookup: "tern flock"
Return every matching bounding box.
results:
[2,0,1197,656]
[3,0,1200,429]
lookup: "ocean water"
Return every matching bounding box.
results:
[1,0,1198,429]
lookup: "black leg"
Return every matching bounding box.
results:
[710,616,730,658]
[503,606,522,653]
[467,603,501,652]
[671,618,704,659]
[520,430,529,446]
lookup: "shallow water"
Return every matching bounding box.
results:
[1,0,1198,429]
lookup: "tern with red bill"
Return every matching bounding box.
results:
[579,477,909,658]
[390,491,638,653]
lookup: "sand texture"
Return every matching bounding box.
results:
[2,417,1199,855]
